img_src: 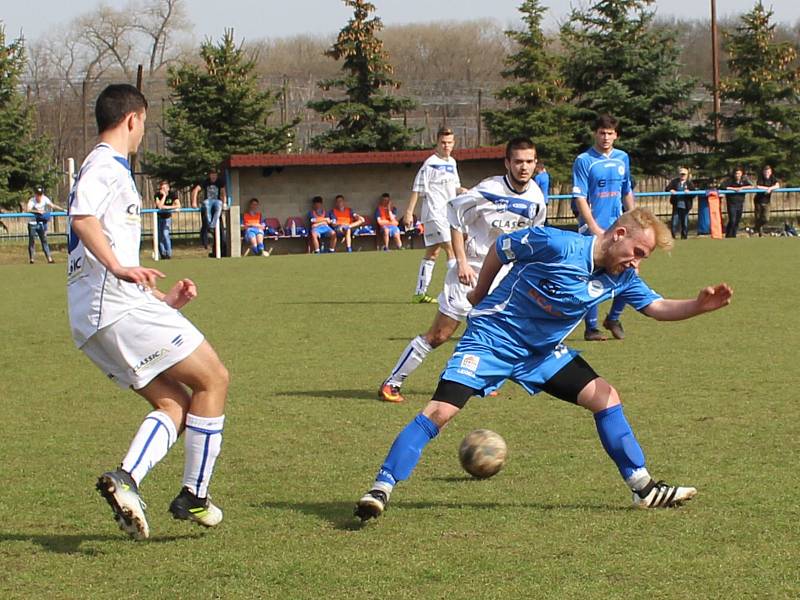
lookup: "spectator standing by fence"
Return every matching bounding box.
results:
[665,168,697,240]
[27,185,64,264]
[722,167,753,238]
[754,165,780,237]
[155,180,180,259]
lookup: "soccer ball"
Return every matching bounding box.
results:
[458,429,507,479]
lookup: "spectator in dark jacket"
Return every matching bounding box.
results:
[754,165,780,237]
[665,167,697,240]
[722,167,753,238]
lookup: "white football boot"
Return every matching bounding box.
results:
[96,469,150,540]
[632,479,697,509]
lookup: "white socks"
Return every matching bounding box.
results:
[386,335,433,387]
[416,259,436,295]
[182,413,225,498]
[625,468,652,492]
[121,411,178,486]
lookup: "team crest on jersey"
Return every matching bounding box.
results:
[459,354,480,374]
[539,279,562,296]
[587,279,605,298]
[617,165,625,176]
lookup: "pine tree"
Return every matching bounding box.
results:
[481,1,578,181]
[709,2,800,179]
[145,30,297,187]
[308,0,419,152]
[0,26,57,209]
[560,0,698,174]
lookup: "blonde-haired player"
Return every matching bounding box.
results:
[358,208,732,520]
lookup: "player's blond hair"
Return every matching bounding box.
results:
[616,208,673,252]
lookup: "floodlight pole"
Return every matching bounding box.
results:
[711,0,721,143]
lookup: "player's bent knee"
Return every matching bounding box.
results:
[421,400,460,428]
[577,377,620,413]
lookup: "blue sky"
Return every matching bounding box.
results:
[5,0,800,42]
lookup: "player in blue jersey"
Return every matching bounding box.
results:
[572,114,635,341]
[355,208,732,520]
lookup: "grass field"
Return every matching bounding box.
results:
[1,238,798,599]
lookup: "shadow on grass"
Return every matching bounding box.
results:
[0,532,203,555]
[275,388,378,401]
[275,388,433,402]
[386,336,461,342]
[275,301,407,305]
[256,497,628,531]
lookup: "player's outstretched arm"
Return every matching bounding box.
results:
[467,246,502,306]
[70,215,165,289]
[642,284,733,321]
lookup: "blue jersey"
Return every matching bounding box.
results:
[572,147,631,230]
[468,227,660,356]
[533,171,550,202]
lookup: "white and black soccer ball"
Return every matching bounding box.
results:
[458,429,507,479]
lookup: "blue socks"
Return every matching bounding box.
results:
[585,304,599,329]
[586,297,626,328]
[594,404,646,481]
[607,297,626,322]
[375,414,439,487]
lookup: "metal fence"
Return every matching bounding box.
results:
[3,189,800,250]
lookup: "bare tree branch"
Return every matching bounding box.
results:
[132,0,192,75]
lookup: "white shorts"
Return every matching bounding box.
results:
[81,301,204,390]
[437,265,474,321]
[437,262,512,322]
[423,214,452,246]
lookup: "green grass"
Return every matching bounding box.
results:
[1,239,798,599]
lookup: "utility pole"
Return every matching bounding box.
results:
[477,89,483,147]
[711,0,721,143]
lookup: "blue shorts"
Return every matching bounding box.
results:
[312,224,334,237]
[383,225,400,236]
[335,225,351,236]
[244,227,263,242]
[440,334,580,397]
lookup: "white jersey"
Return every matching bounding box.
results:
[27,195,54,212]
[67,143,157,347]
[448,174,547,269]
[27,195,54,224]
[412,153,461,223]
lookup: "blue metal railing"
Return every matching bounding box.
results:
[2,188,799,246]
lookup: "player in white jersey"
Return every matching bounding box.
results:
[404,127,467,303]
[380,138,544,403]
[67,84,229,540]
